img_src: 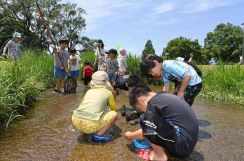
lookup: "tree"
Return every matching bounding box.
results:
[162,37,202,62]
[203,23,243,63]
[0,0,86,51]
[80,36,98,51]
[142,40,155,58]
[49,2,86,49]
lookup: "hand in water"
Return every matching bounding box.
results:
[124,131,134,141]
[177,92,185,100]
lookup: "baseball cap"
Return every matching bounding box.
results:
[108,49,117,55]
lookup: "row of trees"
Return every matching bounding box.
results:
[0,0,99,52]
[142,23,243,63]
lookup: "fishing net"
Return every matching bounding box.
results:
[64,76,77,94]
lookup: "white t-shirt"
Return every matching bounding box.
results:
[95,47,106,62]
[68,54,81,71]
[117,55,127,72]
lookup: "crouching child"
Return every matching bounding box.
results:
[72,71,118,142]
[124,85,198,161]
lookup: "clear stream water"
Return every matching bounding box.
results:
[0,85,243,161]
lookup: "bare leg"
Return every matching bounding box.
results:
[96,114,118,136]
[56,78,64,93]
[150,143,168,161]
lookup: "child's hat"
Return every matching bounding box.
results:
[119,48,126,56]
[92,71,108,81]
[97,39,103,44]
[108,48,118,55]
[90,71,113,91]
[13,32,21,38]
[59,37,69,44]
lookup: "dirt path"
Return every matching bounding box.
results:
[0,84,243,161]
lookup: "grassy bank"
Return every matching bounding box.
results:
[0,50,54,131]
[199,65,244,105]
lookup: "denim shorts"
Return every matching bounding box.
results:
[108,73,117,82]
[54,66,65,79]
[69,70,80,77]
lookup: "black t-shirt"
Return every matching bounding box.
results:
[140,92,198,158]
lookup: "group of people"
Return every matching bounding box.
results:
[72,49,203,160]
[52,38,127,95]
[94,39,127,86]
[1,32,206,160]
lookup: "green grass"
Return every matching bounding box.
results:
[199,65,244,104]
[0,50,54,131]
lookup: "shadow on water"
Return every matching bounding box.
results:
[197,119,212,140]
[198,119,211,127]
[198,129,212,140]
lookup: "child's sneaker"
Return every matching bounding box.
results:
[91,134,111,143]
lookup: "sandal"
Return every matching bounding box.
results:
[136,149,151,160]
[136,149,167,161]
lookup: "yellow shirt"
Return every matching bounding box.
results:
[73,87,117,120]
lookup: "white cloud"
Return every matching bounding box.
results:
[64,0,241,31]
[155,2,177,14]
[68,0,140,31]
[182,0,238,13]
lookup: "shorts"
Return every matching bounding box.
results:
[69,70,80,78]
[84,76,92,85]
[108,73,117,82]
[72,111,117,134]
[54,66,65,79]
[184,83,202,106]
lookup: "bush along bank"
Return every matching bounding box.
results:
[0,50,54,132]
[199,65,244,105]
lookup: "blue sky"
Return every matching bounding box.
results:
[64,0,244,55]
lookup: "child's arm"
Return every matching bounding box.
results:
[83,67,86,78]
[108,93,117,111]
[124,129,144,141]
[163,84,170,92]
[3,41,11,55]
[178,74,191,98]
[93,48,99,66]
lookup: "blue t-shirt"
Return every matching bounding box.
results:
[162,60,202,86]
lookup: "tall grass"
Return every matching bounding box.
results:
[199,65,244,104]
[0,50,54,131]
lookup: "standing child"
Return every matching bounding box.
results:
[72,71,118,142]
[83,61,93,87]
[117,48,127,76]
[94,39,107,71]
[68,48,81,83]
[51,37,69,94]
[107,49,119,86]
[125,85,198,161]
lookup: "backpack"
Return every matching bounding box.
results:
[184,61,202,77]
